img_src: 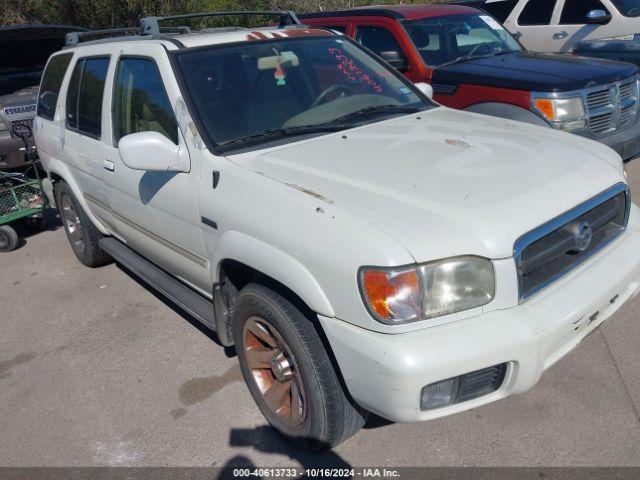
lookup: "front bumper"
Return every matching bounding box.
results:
[575,115,640,162]
[319,226,640,423]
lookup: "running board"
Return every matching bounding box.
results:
[99,237,215,329]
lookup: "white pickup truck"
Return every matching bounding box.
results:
[34,11,640,450]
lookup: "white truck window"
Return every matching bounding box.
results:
[65,57,110,137]
[518,0,556,25]
[112,57,178,145]
[560,0,610,24]
[37,53,73,121]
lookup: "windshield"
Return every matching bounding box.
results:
[611,0,640,17]
[403,13,522,67]
[175,36,432,151]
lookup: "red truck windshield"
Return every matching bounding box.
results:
[403,13,522,67]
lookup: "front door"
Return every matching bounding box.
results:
[101,44,210,294]
[552,0,619,51]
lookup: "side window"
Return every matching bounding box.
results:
[561,0,609,24]
[66,57,110,137]
[113,57,178,145]
[37,53,73,121]
[481,0,519,23]
[518,0,557,25]
[356,26,404,56]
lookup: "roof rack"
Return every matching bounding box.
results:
[65,26,190,46]
[139,10,302,36]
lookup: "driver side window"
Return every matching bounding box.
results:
[560,0,609,24]
[112,57,178,145]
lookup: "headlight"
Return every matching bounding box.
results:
[359,256,495,324]
[0,120,8,132]
[532,95,586,131]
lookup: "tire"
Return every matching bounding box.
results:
[0,225,19,252]
[54,181,111,267]
[233,283,366,450]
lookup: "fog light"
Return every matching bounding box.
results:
[420,364,508,411]
[420,377,459,410]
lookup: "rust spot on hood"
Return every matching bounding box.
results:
[285,183,334,204]
[445,138,473,149]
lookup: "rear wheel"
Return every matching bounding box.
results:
[55,182,111,267]
[234,284,366,450]
[0,225,19,252]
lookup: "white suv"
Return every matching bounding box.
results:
[460,0,640,52]
[34,11,640,450]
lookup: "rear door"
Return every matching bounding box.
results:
[102,43,209,293]
[61,54,112,223]
[505,0,560,51]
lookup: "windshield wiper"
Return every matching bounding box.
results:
[218,124,348,151]
[439,49,517,68]
[321,104,423,126]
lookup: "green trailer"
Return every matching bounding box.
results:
[0,171,45,251]
[0,122,46,252]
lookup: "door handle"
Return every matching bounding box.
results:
[103,159,115,172]
[553,31,568,39]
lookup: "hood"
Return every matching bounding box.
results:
[433,51,638,92]
[0,25,85,96]
[229,107,624,262]
[0,87,38,108]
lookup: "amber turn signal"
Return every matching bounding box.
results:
[361,268,422,322]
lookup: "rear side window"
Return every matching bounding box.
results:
[481,0,519,23]
[561,0,609,24]
[37,53,73,121]
[66,57,110,137]
[112,57,178,145]
[519,0,557,25]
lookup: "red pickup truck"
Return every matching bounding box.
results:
[301,4,640,162]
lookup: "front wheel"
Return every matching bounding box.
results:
[234,284,366,450]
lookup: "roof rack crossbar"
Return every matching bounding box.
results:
[140,10,301,36]
[65,26,191,46]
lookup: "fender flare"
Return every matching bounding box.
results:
[47,160,111,235]
[211,231,335,318]
[464,102,550,127]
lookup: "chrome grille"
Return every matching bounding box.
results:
[590,112,613,134]
[586,78,639,136]
[515,184,630,301]
[587,90,611,109]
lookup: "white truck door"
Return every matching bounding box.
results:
[553,0,620,51]
[60,54,113,225]
[505,0,560,51]
[101,43,210,294]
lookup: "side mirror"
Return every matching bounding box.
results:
[415,82,433,99]
[586,9,612,24]
[379,50,410,72]
[118,131,190,172]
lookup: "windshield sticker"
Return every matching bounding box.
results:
[328,47,383,93]
[480,15,505,30]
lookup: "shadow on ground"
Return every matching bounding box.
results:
[218,425,353,479]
